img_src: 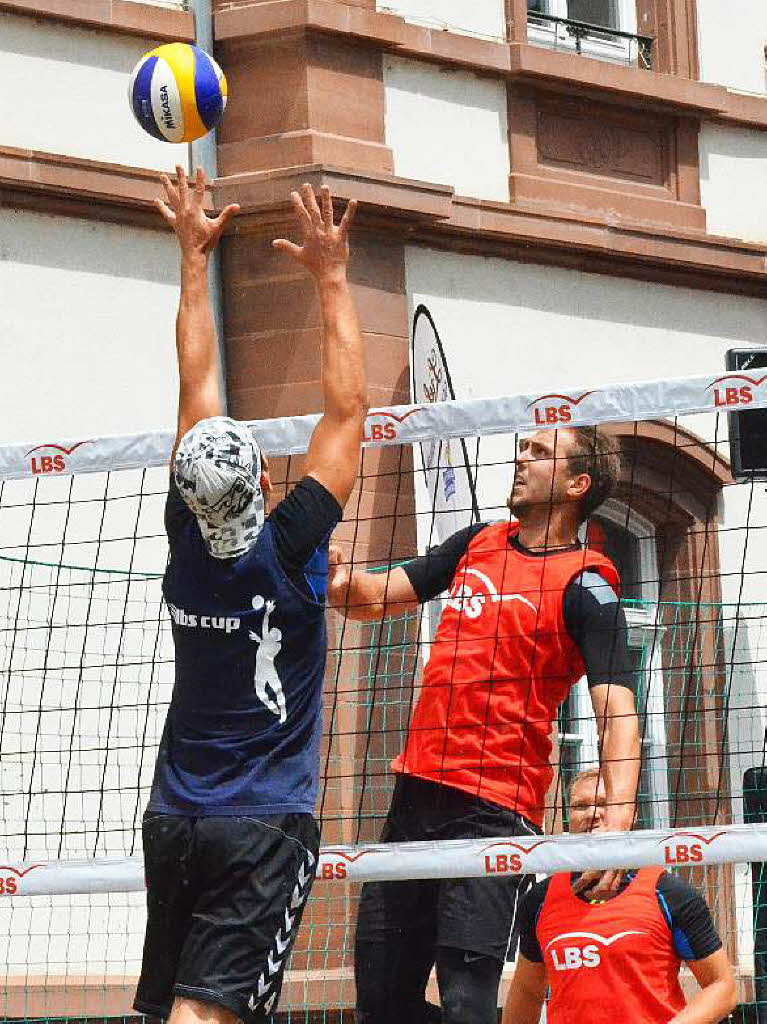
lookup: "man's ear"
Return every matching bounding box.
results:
[568,471,591,503]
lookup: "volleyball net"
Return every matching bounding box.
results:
[1,368,767,1018]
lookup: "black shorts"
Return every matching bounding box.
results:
[134,812,319,1023]
[355,775,539,964]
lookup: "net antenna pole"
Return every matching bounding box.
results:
[411,304,481,526]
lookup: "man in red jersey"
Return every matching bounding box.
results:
[503,768,737,1024]
[328,426,641,1024]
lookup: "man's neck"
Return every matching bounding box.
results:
[516,508,580,551]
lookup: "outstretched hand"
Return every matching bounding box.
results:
[156,165,239,257]
[272,184,357,282]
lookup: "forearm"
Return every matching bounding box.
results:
[317,273,367,422]
[669,980,737,1024]
[501,989,544,1024]
[601,707,641,830]
[331,569,413,620]
[502,959,547,1024]
[176,253,221,428]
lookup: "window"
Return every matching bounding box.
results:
[566,0,619,28]
[558,503,671,830]
[529,0,620,27]
[527,0,645,66]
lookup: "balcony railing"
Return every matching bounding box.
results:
[122,0,188,8]
[527,10,654,69]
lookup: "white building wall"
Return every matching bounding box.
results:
[405,246,767,399]
[697,0,767,94]
[0,209,180,442]
[699,124,767,244]
[384,56,510,201]
[376,0,506,39]
[0,12,188,169]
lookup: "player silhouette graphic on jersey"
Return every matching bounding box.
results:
[249,596,286,724]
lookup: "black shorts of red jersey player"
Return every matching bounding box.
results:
[329,426,642,1024]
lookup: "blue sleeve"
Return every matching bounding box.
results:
[656,871,723,961]
[268,477,343,600]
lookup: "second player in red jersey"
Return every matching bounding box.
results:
[504,769,737,1024]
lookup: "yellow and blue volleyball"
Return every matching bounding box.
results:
[128,43,228,143]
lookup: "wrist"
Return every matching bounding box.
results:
[605,806,634,831]
[180,250,208,273]
[315,266,349,290]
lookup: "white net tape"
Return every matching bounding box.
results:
[5,823,767,896]
[2,366,764,478]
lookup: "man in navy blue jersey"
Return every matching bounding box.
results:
[133,166,367,1024]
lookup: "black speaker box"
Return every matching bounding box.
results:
[726,350,767,482]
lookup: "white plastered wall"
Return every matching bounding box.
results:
[699,124,767,244]
[384,56,510,201]
[376,0,506,38]
[406,244,767,970]
[697,0,767,94]
[405,246,767,394]
[0,10,189,991]
[0,210,180,984]
[0,11,188,168]
[0,209,180,442]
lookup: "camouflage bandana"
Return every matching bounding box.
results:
[174,416,265,559]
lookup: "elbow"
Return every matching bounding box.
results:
[723,976,738,1015]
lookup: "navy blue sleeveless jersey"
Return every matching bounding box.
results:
[147,476,342,817]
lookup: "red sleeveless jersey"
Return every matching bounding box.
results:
[537,868,686,1024]
[391,522,619,825]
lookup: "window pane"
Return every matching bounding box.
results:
[527,0,549,12]
[567,0,619,27]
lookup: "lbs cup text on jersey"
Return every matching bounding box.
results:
[167,602,240,634]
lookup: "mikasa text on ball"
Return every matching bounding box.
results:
[129,43,228,143]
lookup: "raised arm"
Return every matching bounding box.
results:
[155,166,239,458]
[273,185,367,508]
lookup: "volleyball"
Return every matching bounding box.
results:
[128,43,227,143]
